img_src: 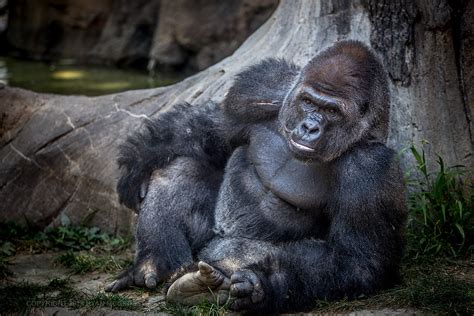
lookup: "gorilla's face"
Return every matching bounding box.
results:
[277,41,389,162]
[279,72,369,162]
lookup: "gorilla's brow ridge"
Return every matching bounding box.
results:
[302,87,342,109]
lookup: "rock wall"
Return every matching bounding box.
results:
[4,0,277,71]
[148,0,279,72]
[0,0,472,234]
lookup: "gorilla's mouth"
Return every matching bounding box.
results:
[289,139,316,152]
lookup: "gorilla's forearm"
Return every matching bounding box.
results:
[251,232,401,314]
[234,211,404,313]
[116,102,230,210]
[200,218,403,315]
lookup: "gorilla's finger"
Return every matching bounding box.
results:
[231,297,253,311]
[144,272,158,289]
[105,276,132,293]
[231,269,260,286]
[230,282,253,297]
[133,273,146,287]
[251,282,264,303]
[104,280,118,292]
[230,270,245,283]
[139,180,149,200]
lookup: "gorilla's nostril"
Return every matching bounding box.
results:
[302,122,320,134]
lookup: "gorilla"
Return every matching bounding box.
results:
[106,40,407,315]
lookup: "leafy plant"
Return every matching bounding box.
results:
[406,145,473,259]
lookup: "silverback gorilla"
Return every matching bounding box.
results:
[106,40,407,314]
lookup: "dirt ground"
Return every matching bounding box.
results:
[0,251,438,315]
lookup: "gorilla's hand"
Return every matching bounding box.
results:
[105,259,159,292]
[230,269,265,311]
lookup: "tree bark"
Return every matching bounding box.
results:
[0,0,472,233]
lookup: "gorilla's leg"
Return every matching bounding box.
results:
[106,157,223,292]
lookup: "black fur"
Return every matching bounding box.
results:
[109,40,407,315]
[116,101,230,210]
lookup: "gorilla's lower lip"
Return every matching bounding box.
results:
[289,139,316,152]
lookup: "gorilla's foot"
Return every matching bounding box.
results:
[105,259,159,292]
[166,261,230,305]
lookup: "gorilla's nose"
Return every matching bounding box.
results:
[301,120,320,134]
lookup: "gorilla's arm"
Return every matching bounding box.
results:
[116,102,229,210]
[222,58,300,146]
[226,144,407,313]
[117,59,299,211]
[223,58,300,122]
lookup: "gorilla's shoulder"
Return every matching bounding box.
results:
[337,142,399,180]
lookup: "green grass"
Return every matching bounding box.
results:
[0,278,140,314]
[0,222,132,279]
[56,251,131,274]
[0,222,132,254]
[159,299,231,316]
[312,261,473,314]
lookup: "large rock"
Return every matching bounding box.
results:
[5,0,277,70]
[0,0,472,234]
[5,0,159,68]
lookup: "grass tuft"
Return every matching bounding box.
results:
[159,294,231,316]
[0,222,132,253]
[56,251,131,274]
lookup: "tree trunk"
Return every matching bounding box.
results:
[1,0,472,233]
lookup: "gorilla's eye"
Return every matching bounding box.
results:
[302,98,312,105]
[328,108,336,114]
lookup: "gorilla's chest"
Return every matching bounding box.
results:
[248,128,331,209]
[213,127,331,241]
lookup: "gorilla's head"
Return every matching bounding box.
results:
[279,40,390,162]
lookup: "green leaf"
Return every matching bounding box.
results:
[454,223,465,240]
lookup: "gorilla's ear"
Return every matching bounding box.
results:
[367,70,390,143]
